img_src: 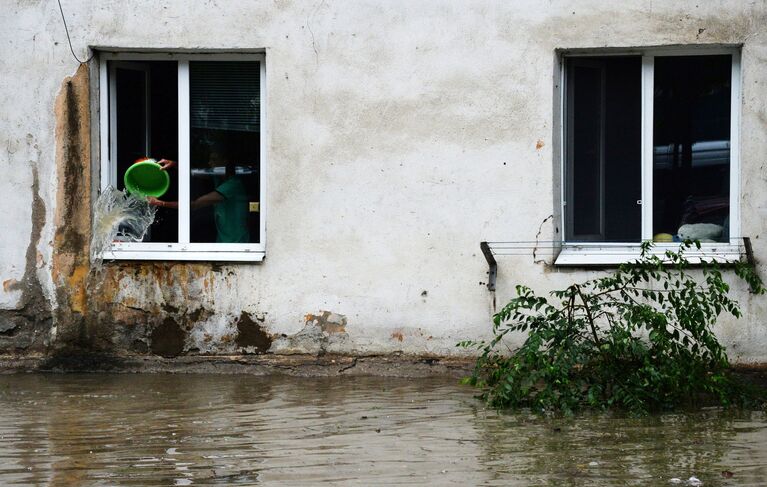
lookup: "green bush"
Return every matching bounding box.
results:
[460,241,766,415]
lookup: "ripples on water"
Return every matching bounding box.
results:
[0,374,765,486]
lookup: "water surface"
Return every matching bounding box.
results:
[0,374,765,486]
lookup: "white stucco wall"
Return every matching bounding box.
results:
[1,0,766,360]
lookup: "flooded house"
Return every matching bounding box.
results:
[1,0,767,372]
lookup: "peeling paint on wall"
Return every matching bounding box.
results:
[271,311,349,355]
[305,311,347,335]
[235,312,273,354]
[150,318,186,358]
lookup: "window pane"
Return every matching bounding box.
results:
[189,61,260,244]
[111,61,178,243]
[653,55,731,243]
[570,63,602,237]
[565,57,642,242]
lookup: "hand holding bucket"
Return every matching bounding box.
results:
[123,158,171,198]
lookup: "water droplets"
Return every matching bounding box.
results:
[90,186,156,267]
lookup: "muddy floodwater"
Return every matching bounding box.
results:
[0,374,765,486]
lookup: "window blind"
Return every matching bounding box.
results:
[190,61,260,133]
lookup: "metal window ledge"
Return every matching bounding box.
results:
[555,244,745,267]
[104,249,265,262]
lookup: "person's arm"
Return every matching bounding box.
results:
[147,197,178,209]
[147,191,224,210]
[132,157,175,170]
[157,159,176,171]
[191,191,224,210]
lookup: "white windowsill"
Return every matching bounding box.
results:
[103,242,265,262]
[554,243,744,267]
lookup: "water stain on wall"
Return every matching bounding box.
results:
[51,63,93,352]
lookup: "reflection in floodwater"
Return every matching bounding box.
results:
[0,374,765,486]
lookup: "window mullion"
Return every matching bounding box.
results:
[99,59,110,190]
[259,59,267,251]
[178,60,191,244]
[108,62,118,188]
[729,51,741,245]
[640,55,654,242]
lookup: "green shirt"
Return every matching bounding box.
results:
[214,177,250,243]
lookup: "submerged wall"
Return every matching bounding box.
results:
[1,0,767,364]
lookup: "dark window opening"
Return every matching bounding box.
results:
[112,60,178,243]
[652,55,731,243]
[189,61,261,244]
[565,56,642,242]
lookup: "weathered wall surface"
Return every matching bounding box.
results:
[1,0,766,364]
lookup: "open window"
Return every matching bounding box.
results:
[558,48,741,265]
[99,53,265,261]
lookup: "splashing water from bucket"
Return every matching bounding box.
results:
[90,186,156,268]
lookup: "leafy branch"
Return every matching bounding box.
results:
[459,241,766,415]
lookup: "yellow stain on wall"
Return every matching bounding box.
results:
[67,265,89,314]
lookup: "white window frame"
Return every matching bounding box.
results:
[556,46,742,266]
[98,51,266,262]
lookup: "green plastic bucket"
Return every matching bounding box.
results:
[123,159,170,198]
